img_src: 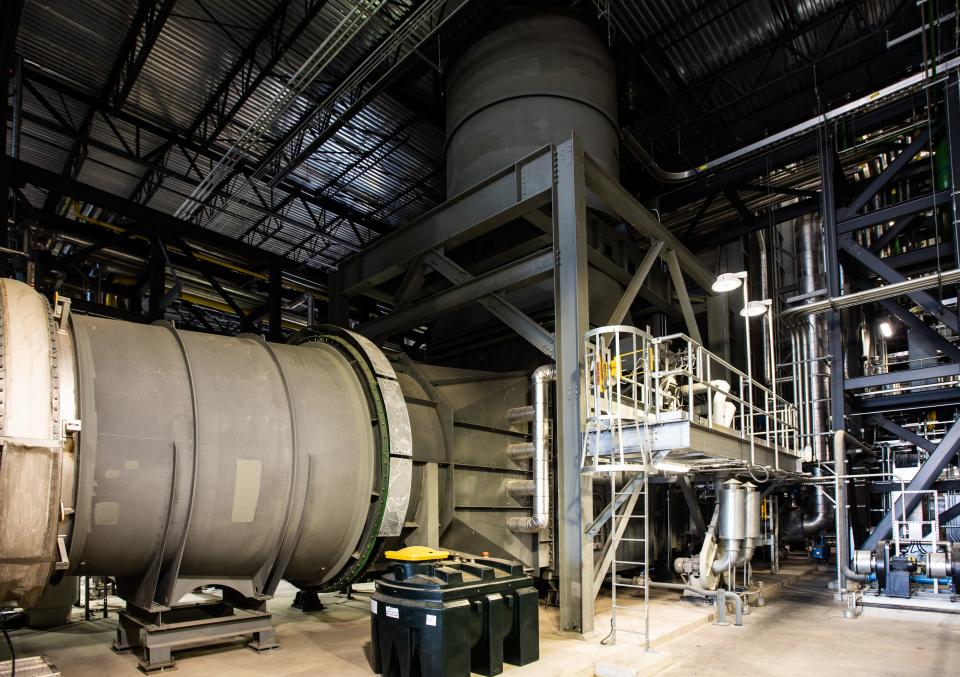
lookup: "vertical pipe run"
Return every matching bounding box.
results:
[798,214,829,459]
[508,365,556,533]
[835,431,871,588]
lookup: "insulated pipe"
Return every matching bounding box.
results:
[797,214,828,460]
[802,467,830,535]
[507,365,555,533]
[781,268,960,320]
[506,480,536,498]
[507,442,535,462]
[623,55,960,183]
[835,430,871,586]
[712,540,742,573]
[506,406,535,426]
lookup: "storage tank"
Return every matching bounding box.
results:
[435,9,629,349]
[444,10,618,198]
[0,277,412,610]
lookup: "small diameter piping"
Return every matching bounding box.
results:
[506,365,556,533]
[623,55,960,184]
[648,581,743,626]
[835,430,872,586]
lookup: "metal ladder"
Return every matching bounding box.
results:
[602,463,650,648]
[581,326,653,648]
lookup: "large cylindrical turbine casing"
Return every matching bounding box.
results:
[718,479,746,540]
[444,10,618,199]
[0,279,411,609]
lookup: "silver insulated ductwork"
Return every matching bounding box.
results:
[796,213,829,459]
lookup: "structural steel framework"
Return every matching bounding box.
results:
[332,135,716,631]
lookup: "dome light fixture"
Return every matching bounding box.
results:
[740,299,771,318]
[712,271,747,293]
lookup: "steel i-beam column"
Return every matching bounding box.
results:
[819,125,846,440]
[946,76,960,280]
[268,262,282,341]
[553,137,592,632]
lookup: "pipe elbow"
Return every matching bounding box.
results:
[712,540,742,573]
[736,540,756,566]
[507,514,548,533]
[533,364,557,385]
[802,510,830,535]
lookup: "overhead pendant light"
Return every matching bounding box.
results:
[712,272,745,293]
[740,300,771,318]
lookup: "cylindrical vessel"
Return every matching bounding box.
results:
[0,279,411,609]
[743,482,761,539]
[718,479,746,540]
[444,10,618,198]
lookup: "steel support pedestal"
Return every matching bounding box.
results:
[113,592,278,671]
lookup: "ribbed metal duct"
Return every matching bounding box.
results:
[0,278,412,609]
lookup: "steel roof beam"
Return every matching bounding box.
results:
[128,0,330,208]
[44,0,177,212]
[110,0,178,112]
[22,66,382,254]
[9,157,327,285]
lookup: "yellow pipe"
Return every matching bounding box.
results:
[66,204,327,300]
[180,292,303,331]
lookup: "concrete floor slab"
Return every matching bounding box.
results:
[5,562,959,676]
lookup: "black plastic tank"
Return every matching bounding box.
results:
[371,551,539,677]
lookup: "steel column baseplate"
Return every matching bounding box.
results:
[112,595,278,671]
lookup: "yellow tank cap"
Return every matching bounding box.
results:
[385,546,449,561]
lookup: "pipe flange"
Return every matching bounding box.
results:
[288,326,411,592]
[0,280,63,607]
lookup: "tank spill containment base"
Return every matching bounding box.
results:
[371,547,539,677]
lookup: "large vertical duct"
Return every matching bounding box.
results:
[797,214,829,460]
[444,10,618,199]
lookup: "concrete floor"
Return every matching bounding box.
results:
[657,575,960,677]
[6,564,960,676]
